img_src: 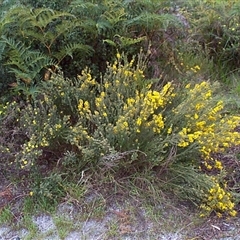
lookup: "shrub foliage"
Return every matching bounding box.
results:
[1,51,240,217]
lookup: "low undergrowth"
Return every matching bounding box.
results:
[1,51,240,220]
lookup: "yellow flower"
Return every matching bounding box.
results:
[55,124,62,129]
[104,82,110,89]
[78,99,84,110]
[194,113,199,119]
[136,117,142,126]
[208,196,213,201]
[29,191,34,196]
[194,65,201,71]
[100,92,105,97]
[205,90,212,99]
[84,101,90,110]
[167,126,172,134]
[115,79,120,85]
[218,194,223,200]
[206,164,212,170]
[178,141,189,147]
[214,160,223,170]
[229,210,237,217]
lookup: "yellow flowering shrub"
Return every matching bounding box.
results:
[64,53,239,217]
[200,179,237,218]
[168,81,240,217]
[2,51,239,217]
[73,54,176,158]
[173,82,240,167]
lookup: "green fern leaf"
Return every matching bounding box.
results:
[126,12,181,31]
[53,43,94,63]
[27,8,75,29]
[103,35,146,49]
[102,39,116,47]
[1,36,56,80]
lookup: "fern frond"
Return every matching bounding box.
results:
[96,19,112,34]
[70,0,104,19]
[1,36,55,80]
[1,36,30,58]
[126,12,181,31]
[26,8,75,29]
[103,35,146,49]
[117,35,146,48]
[53,43,94,63]
[8,68,32,81]
[101,6,126,26]
[123,0,166,18]
[54,19,82,35]
[0,16,14,35]
[102,39,116,47]
[12,82,42,101]
[8,53,55,80]
[3,6,76,41]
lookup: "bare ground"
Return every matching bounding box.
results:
[1,173,240,240]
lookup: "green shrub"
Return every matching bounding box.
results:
[183,0,240,77]
[31,172,67,208]
[20,0,71,11]
[0,100,25,172]
[0,0,186,98]
[2,51,237,217]
[0,5,94,98]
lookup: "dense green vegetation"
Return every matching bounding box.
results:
[0,0,240,219]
